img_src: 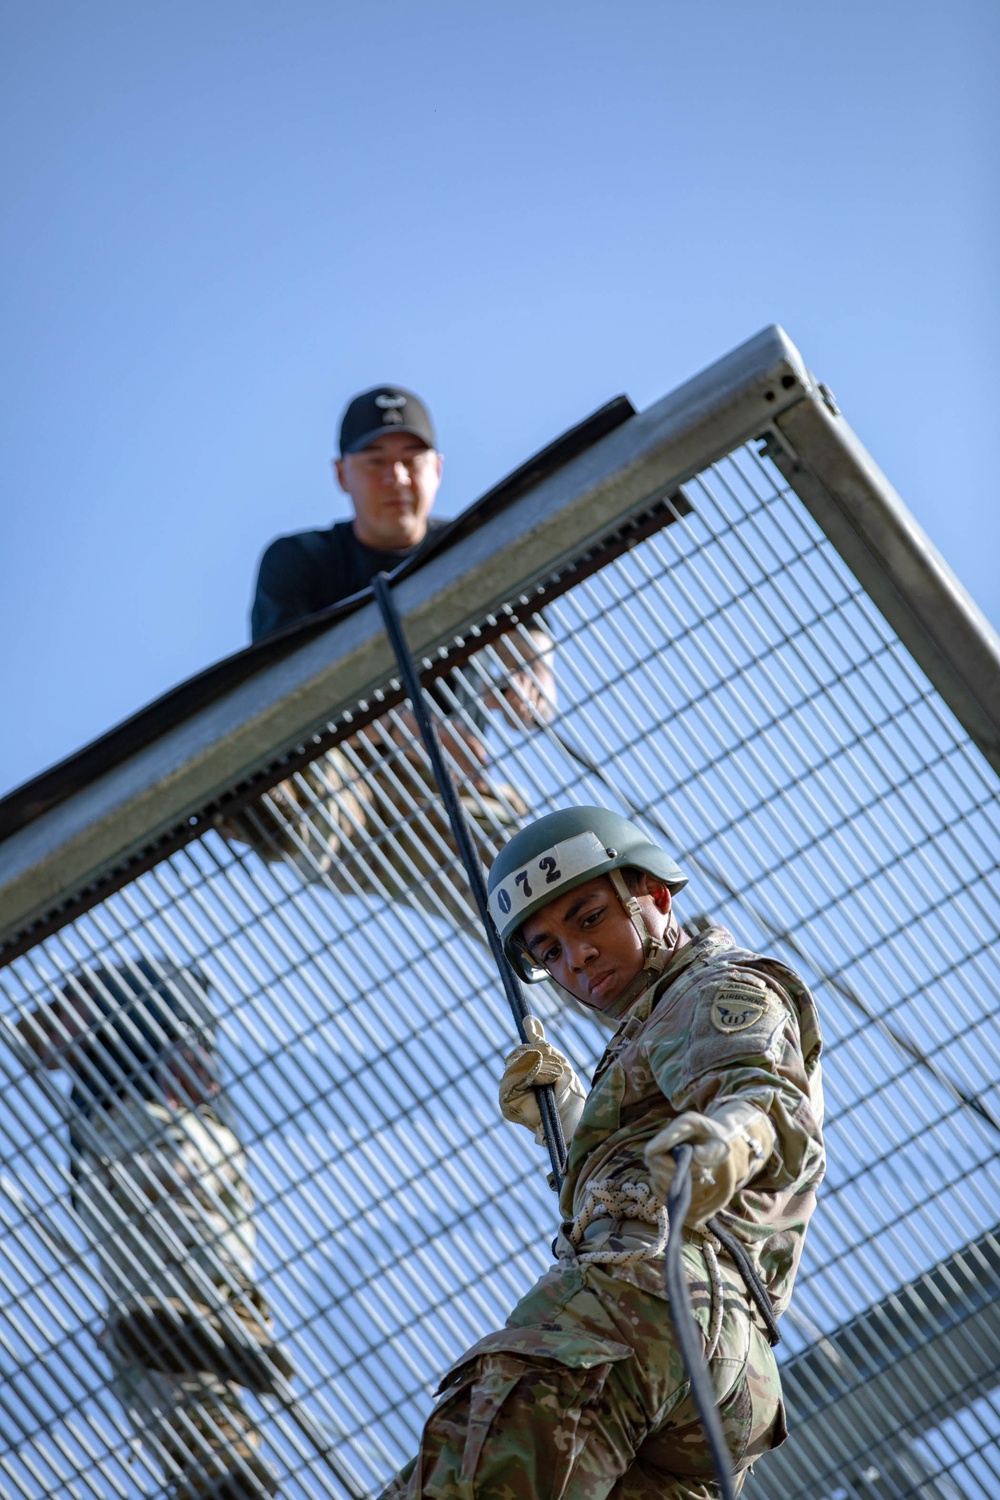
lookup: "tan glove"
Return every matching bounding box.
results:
[644,1098,775,1227]
[498,1016,586,1145]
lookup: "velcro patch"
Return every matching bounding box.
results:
[711,984,770,1033]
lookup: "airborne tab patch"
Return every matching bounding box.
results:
[710,983,770,1033]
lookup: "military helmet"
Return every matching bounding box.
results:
[487,806,687,982]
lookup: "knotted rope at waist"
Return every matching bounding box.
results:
[567,1178,728,1358]
[568,1179,668,1266]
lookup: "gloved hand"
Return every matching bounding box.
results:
[644,1098,775,1226]
[498,1016,587,1145]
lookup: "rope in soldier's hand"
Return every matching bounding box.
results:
[664,1145,738,1500]
[373,572,568,1188]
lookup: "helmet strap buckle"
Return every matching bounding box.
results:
[604,869,680,1014]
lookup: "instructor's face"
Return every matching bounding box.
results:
[519,874,673,1010]
[335,432,442,551]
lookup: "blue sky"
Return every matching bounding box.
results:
[1,0,997,798]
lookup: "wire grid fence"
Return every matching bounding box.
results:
[1,437,999,1499]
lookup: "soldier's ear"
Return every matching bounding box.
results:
[647,880,672,914]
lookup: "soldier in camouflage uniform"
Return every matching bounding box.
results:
[381,807,825,1499]
[16,960,289,1499]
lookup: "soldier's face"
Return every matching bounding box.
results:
[520,874,673,1010]
[335,431,442,551]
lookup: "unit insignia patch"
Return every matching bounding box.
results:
[710,984,770,1033]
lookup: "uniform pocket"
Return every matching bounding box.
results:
[436,1326,633,1392]
[422,1328,634,1500]
[633,1297,783,1480]
[724,1321,786,1469]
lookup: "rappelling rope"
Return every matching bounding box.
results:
[373,576,735,1496]
[665,1145,739,1500]
[372,571,568,1188]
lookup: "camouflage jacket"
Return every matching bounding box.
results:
[556,925,825,1314]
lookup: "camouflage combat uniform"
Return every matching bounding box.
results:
[73,1098,276,1498]
[382,925,825,1500]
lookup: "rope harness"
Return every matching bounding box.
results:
[569,1178,669,1265]
[567,1172,780,1346]
[568,1178,727,1360]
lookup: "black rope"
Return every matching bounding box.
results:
[372,572,568,1188]
[664,1145,738,1500]
[374,576,749,1494]
[706,1217,781,1348]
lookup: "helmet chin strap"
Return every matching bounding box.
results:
[597,871,681,1019]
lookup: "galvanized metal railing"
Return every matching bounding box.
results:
[1,327,998,1500]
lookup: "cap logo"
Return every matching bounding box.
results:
[489,830,608,931]
[374,393,407,408]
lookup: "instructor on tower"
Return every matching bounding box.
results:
[225,386,555,897]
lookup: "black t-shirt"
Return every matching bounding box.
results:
[251,518,449,642]
[251,518,486,726]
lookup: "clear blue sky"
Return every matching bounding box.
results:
[1,0,997,798]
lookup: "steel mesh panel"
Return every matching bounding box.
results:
[1,439,998,1499]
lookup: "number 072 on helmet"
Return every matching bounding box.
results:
[487,807,687,982]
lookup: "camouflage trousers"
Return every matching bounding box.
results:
[102,1337,273,1499]
[73,1099,277,1496]
[380,1243,785,1500]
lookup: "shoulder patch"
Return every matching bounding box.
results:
[711,982,771,1033]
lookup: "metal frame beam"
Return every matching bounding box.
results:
[0,325,815,951]
[2,321,999,957]
[771,396,1000,778]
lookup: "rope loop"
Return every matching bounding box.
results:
[569,1178,669,1265]
[701,1231,725,1359]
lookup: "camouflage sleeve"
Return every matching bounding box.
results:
[646,965,823,1192]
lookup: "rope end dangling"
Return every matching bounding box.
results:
[664,1144,739,1500]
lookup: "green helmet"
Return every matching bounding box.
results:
[487,806,687,982]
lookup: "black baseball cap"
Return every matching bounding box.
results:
[338,385,436,455]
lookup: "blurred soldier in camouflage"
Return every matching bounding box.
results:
[382,807,825,1499]
[16,960,290,1500]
